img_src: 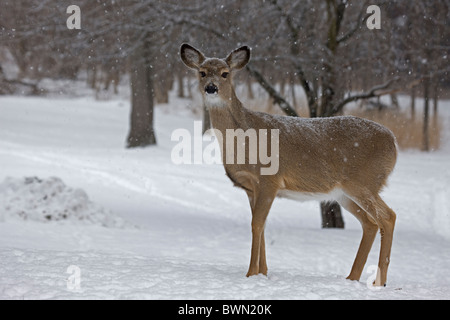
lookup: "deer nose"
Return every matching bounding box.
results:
[205,84,218,95]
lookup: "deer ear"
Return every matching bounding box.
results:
[225,46,251,70]
[180,44,205,70]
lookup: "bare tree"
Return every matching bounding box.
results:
[127,38,157,147]
[241,0,400,228]
[389,0,450,151]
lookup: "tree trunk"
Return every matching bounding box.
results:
[154,73,169,104]
[318,12,345,229]
[433,79,439,122]
[321,201,345,229]
[126,42,157,148]
[391,94,399,109]
[290,81,297,110]
[411,85,416,120]
[177,74,185,98]
[422,77,430,152]
[89,65,97,90]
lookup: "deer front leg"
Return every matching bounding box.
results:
[247,226,269,277]
[259,229,268,275]
[246,188,276,277]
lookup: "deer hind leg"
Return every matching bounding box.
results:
[351,192,396,287]
[372,196,396,287]
[339,196,378,282]
[246,187,277,277]
[258,229,268,275]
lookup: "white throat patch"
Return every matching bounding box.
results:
[204,94,226,108]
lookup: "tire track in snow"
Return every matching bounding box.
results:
[0,141,242,215]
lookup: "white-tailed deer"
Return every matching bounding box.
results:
[180,44,397,287]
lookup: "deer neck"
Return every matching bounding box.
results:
[206,90,249,134]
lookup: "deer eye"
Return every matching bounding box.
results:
[221,72,229,79]
[200,71,206,78]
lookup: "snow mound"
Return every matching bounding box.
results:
[0,177,129,228]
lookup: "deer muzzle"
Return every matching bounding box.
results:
[205,83,218,95]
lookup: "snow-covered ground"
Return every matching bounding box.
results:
[0,91,449,300]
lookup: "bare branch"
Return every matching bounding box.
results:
[330,77,400,116]
[246,64,299,117]
[152,5,226,40]
[337,0,371,44]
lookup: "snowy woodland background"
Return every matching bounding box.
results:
[0,0,450,300]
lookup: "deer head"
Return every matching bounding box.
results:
[180,44,250,108]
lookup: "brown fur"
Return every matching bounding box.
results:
[180,44,397,287]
